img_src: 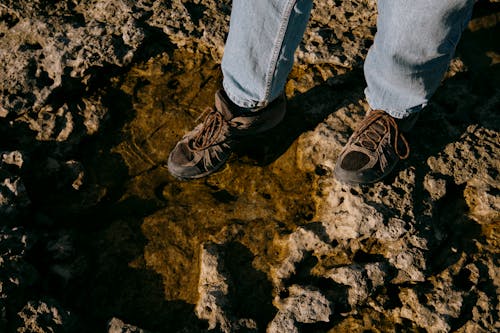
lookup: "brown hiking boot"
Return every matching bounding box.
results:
[334,110,418,184]
[167,89,286,179]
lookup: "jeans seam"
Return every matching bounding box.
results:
[263,0,297,104]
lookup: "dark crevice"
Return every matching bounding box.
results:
[184,2,207,27]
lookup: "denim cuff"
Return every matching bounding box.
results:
[223,80,280,111]
[365,88,426,119]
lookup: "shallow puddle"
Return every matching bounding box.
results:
[110,50,318,304]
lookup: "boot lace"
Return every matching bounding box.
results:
[191,108,226,151]
[353,110,410,159]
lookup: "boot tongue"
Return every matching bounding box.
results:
[214,90,236,120]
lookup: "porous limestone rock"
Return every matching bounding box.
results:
[1,151,24,169]
[196,243,235,332]
[146,0,377,67]
[0,0,144,139]
[195,242,259,332]
[108,317,152,333]
[16,299,75,333]
[268,285,331,333]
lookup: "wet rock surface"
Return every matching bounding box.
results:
[0,0,499,332]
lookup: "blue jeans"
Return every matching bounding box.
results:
[221,0,474,119]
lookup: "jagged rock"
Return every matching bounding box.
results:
[424,174,448,201]
[0,172,30,221]
[325,263,387,307]
[271,226,336,286]
[0,0,144,140]
[268,285,331,333]
[147,0,377,67]
[146,0,231,61]
[395,288,451,332]
[195,242,259,333]
[16,299,75,333]
[28,104,74,142]
[108,317,152,333]
[300,0,377,66]
[78,96,109,136]
[195,240,333,333]
[427,125,499,186]
[196,243,233,332]
[1,151,24,169]
[427,125,500,226]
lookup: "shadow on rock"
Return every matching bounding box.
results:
[78,224,203,332]
[426,181,483,273]
[15,75,208,332]
[235,69,365,167]
[224,241,276,328]
[197,241,276,332]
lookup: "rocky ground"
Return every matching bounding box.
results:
[0,0,499,332]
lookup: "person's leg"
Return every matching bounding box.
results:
[335,0,475,184]
[168,0,313,179]
[364,0,475,119]
[222,0,313,109]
